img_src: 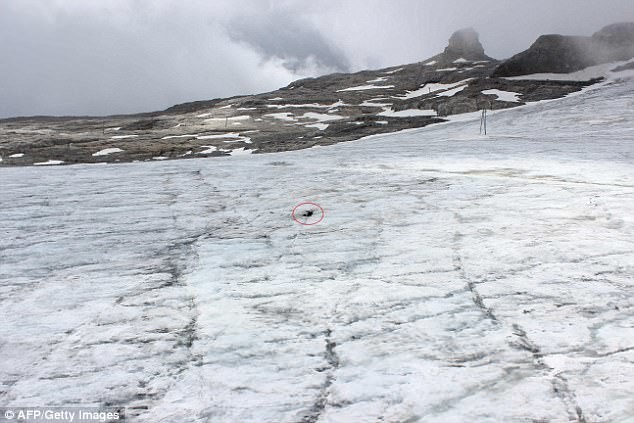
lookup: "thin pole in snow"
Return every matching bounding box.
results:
[480,101,490,135]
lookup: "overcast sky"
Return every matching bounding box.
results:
[1,0,633,118]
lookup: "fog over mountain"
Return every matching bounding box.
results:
[1,0,633,118]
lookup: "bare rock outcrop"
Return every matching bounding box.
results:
[444,28,487,60]
[493,22,634,77]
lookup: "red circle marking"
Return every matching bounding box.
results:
[292,202,325,226]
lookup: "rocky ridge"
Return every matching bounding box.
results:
[493,22,634,77]
[0,24,632,166]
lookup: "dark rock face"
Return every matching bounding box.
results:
[493,35,596,76]
[493,22,634,77]
[444,28,487,60]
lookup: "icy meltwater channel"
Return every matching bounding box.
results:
[1,77,634,422]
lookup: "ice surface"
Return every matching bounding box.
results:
[8,153,24,158]
[1,76,633,422]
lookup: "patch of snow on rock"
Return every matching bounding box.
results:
[198,146,217,154]
[396,79,471,99]
[360,100,393,107]
[383,67,403,74]
[229,148,252,156]
[504,61,629,82]
[378,108,437,117]
[299,112,344,122]
[366,77,388,83]
[264,113,296,122]
[110,135,138,139]
[435,85,468,97]
[33,160,64,166]
[197,133,252,144]
[203,115,251,125]
[482,89,521,102]
[306,123,329,131]
[161,134,198,140]
[92,148,124,157]
[266,100,347,110]
[337,84,395,92]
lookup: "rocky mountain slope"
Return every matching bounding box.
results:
[0,24,632,166]
[493,22,634,77]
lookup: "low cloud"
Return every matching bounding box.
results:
[227,10,349,75]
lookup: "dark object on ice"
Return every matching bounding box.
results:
[301,210,314,218]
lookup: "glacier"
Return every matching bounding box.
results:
[1,75,633,422]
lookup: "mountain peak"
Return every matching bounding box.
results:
[443,28,487,60]
[492,22,634,77]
